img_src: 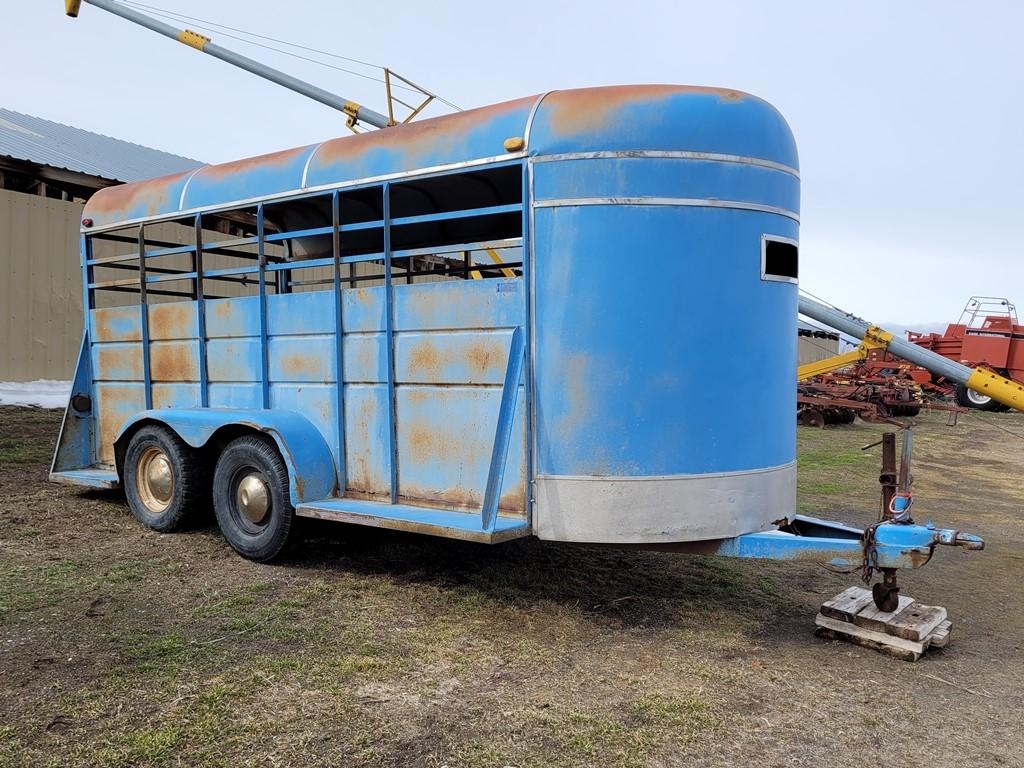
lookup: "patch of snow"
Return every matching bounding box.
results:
[0,380,71,409]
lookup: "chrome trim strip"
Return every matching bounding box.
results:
[532,196,800,222]
[84,152,528,234]
[176,167,204,212]
[523,91,554,152]
[535,460,796,483]
[527,157,538,518]
[532,150,799,177]
[300,141,327,189]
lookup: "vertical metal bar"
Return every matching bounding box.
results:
[879,432,896,521]
[138,225,153,410]
[482,327,525,531]
[384,68,395,126]
[897,429,913,495]
[524,160,536,523]
[193,215,209,408]
[332,191,347,494]
[80,233,97,464]
[81,234,93,336]
[257,204,270,409]
[383,184,399,503]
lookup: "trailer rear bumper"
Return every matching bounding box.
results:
[715,514,983,570]
[533,462,796,544]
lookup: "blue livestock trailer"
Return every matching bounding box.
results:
[51,85,980,603]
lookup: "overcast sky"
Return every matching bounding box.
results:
[6,1,1022,325]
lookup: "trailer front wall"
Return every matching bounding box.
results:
[527,87,800,543]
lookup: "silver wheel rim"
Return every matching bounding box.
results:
[966,388,992,407]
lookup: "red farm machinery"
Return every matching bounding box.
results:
[797,296,1024,426]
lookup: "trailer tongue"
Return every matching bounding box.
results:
[708,293,1005,611]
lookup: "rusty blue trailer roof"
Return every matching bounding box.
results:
[82,85,798,230]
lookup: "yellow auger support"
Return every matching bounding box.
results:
[796,325,894,382]
[178,28,211,50]
[65,0,82,17]
[469,248,518,280]
[797,349,867,381]
[966,368,1024,412]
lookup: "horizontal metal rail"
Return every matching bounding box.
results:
[89,242,277,266]
[288,263,523,288]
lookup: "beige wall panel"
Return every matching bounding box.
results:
[798,335,839,367]
[0,189,83,381]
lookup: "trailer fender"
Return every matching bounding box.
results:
[115,408,336,505]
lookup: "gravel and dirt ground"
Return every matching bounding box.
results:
[1,406,1022,767]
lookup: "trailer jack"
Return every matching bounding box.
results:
[715,515,984,608]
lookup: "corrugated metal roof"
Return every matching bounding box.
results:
[0,108,201,183]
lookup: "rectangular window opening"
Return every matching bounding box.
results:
[762,235,798,283]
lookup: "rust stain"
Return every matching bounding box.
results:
[149,302,193,341]
[316,95,537,166]
[497,486,526,514]
[96,385,144,466]
[344,394,389,496]
[907,548,933,568]
[196,144,315,182]
[95,344,143,380]
[208,300,245,339]
[213,301,235,319]
[407,424,435,464]
[466,340,505,378]
[405,388,429,405]
[151,384,197,410]
[280,352,324,380]
[544,84,748,136]
[355,341,375,382]
[93,312,114,343]
[404,337,506,383]
[150,343,199,382]
[407,339,441,380]
[344,488,389,502]
[84,168,193,222]
[397,487,481,514]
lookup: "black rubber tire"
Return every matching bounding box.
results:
[123,425,207,532]
[212,435,294,562]
[955,383,1001,411]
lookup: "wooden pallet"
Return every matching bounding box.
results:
[814,586,951,661]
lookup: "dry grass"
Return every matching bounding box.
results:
[1,406,1023,767]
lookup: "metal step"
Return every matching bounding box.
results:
[49,468,120,489]
[295,497,531,544]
